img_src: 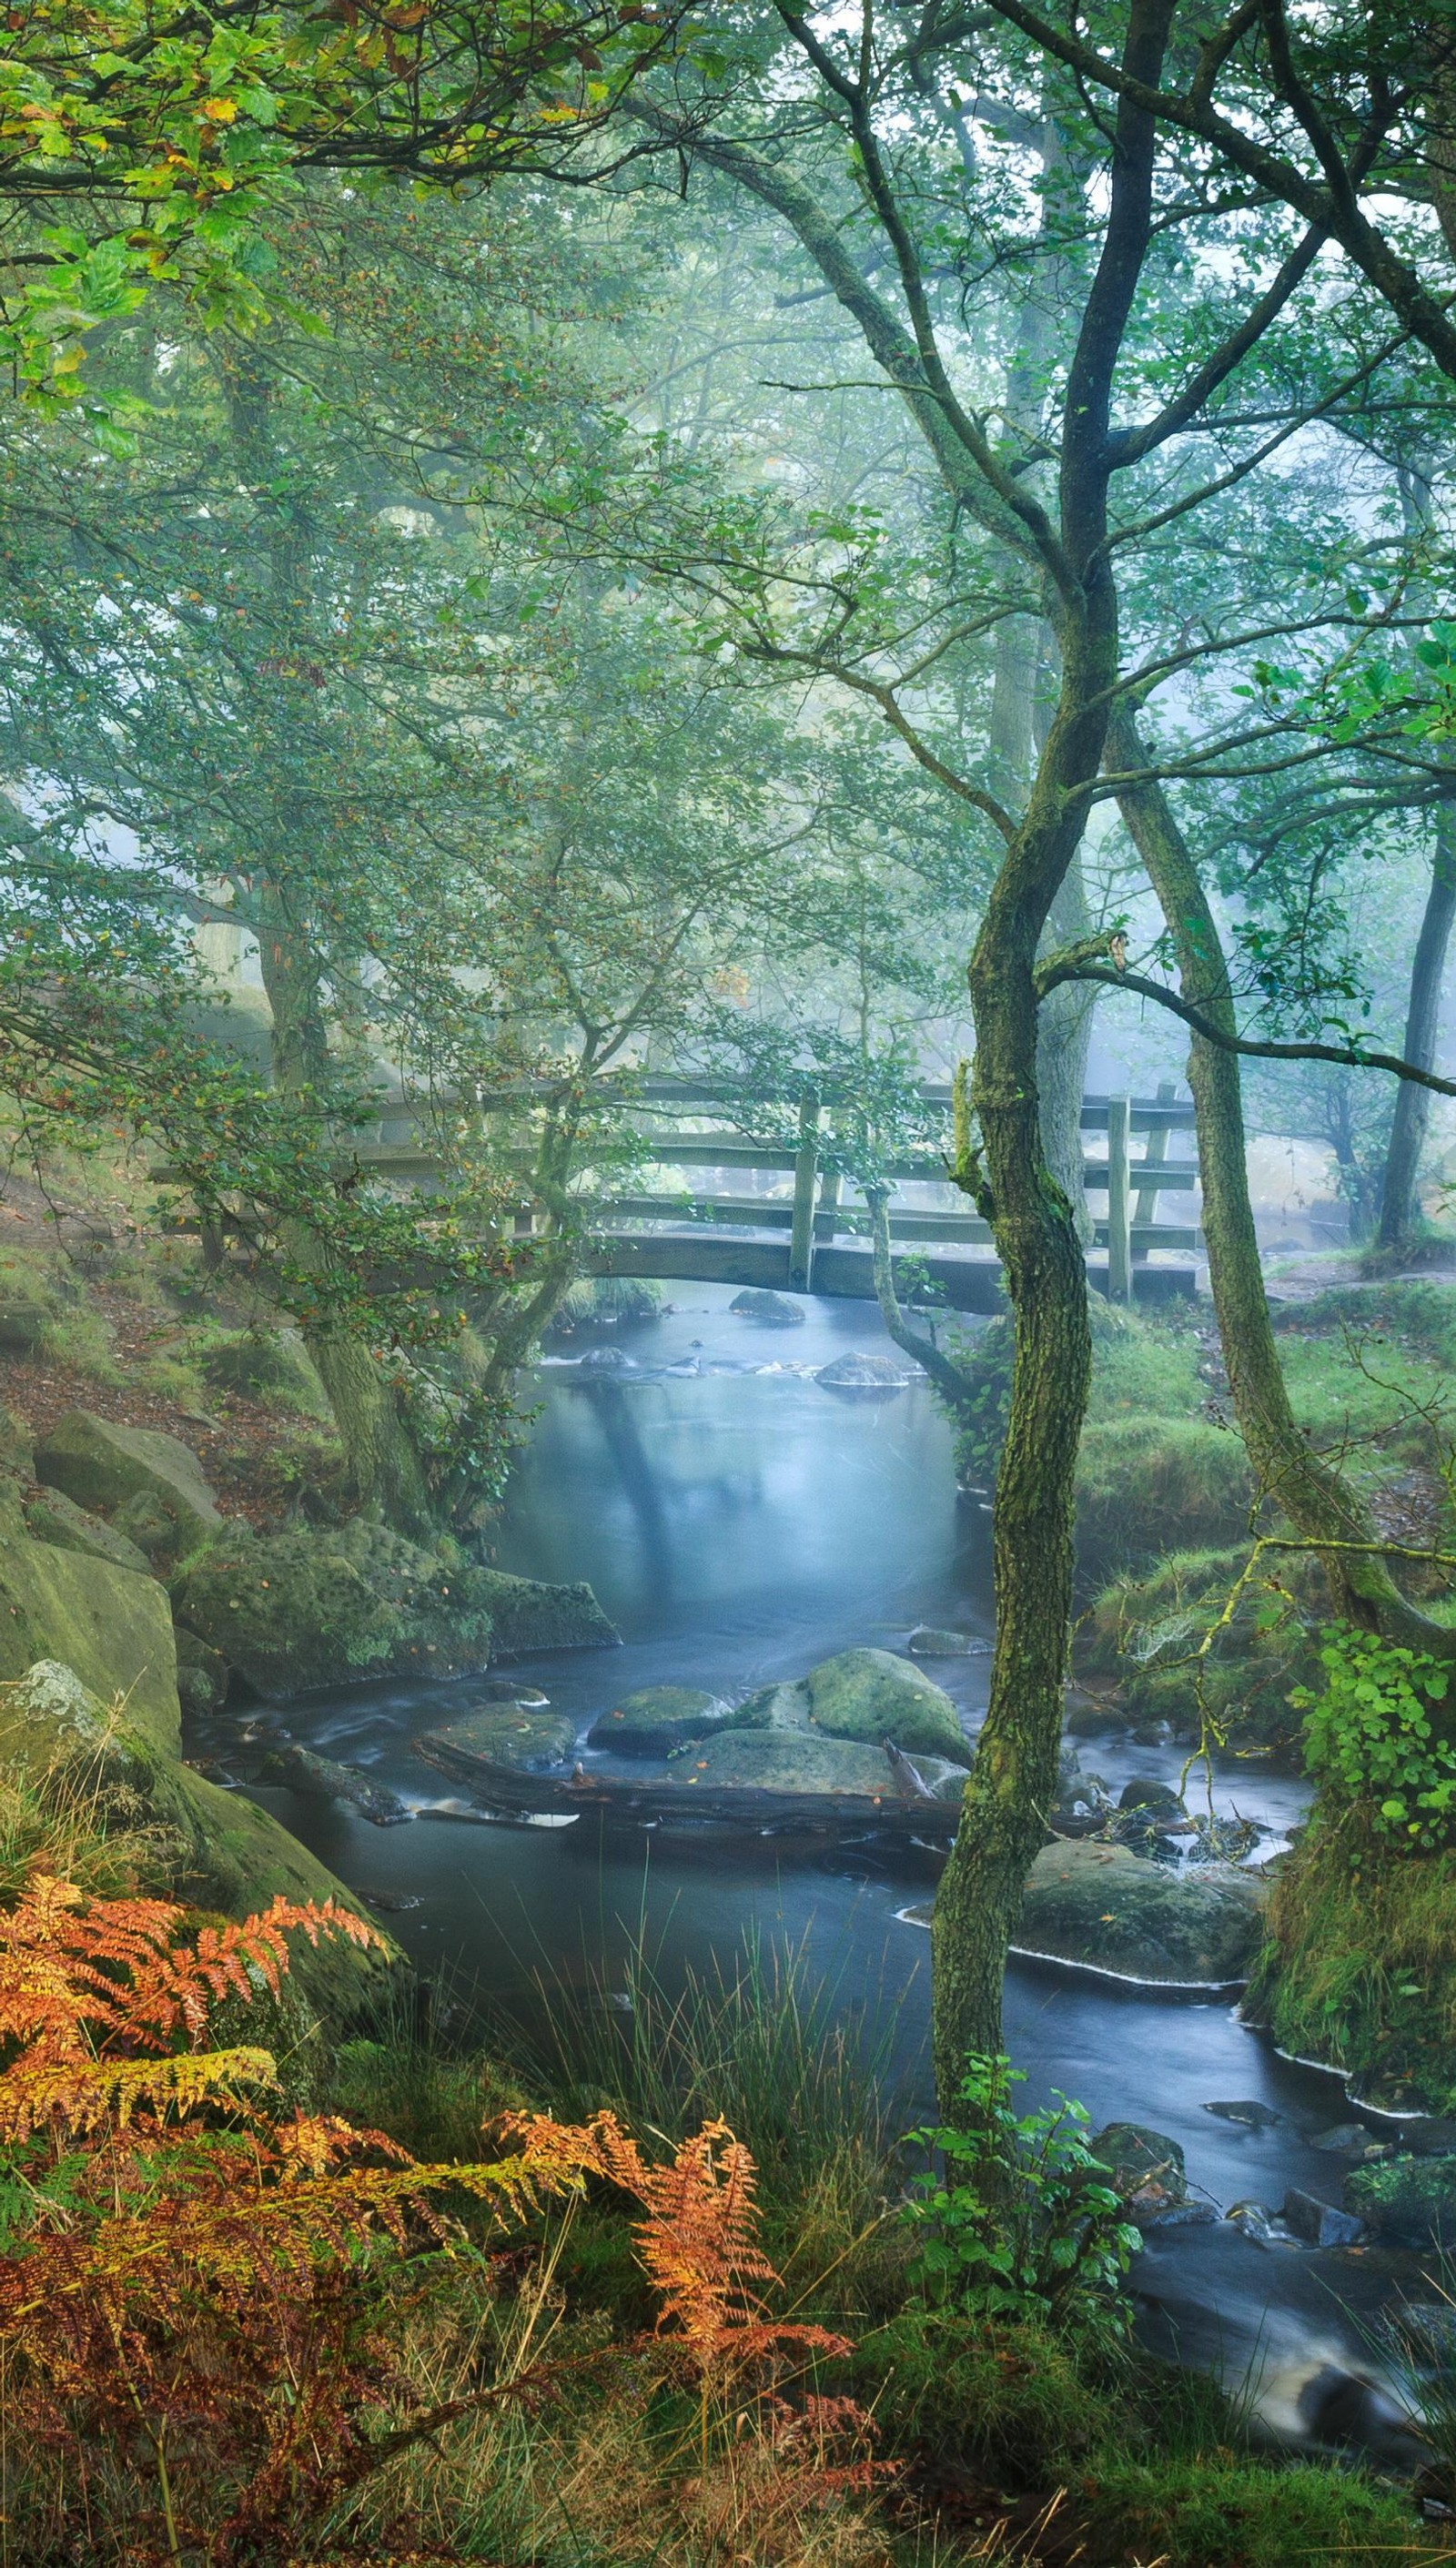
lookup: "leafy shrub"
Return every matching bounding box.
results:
[901,2054,1139,2326]
[1295,1624,1456,1847]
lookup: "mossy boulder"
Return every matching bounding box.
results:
[470,1566,618,1655]
[200,1329,328,1410]
[415,1704,578,1780]
[661,1730,902,1796]
[724,1679,814,1733]
[1343,2153,1456,2248]
[169,1520,493,1699]
[1015,1840,1268,1987]
[587,1685,731,1754]
[24,1485,152,1578]
[730,1289,805,1327]
[174,1623,230,1717]
[0,1534,178,1751]
[0,1661,400,2036]
[35,1410,222,1555]
[0,1269,56,1351]
[805,1649,966,1760]
[173,1524,616,1702]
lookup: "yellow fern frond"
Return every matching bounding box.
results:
[0,2043,279,2142]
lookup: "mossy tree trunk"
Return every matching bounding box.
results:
[255,895,437,1538]
[1107,703,1456,1664]
[1377,795,1456,1251]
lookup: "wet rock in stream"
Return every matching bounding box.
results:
[1014,1838,1269,1986]
[257,1744,410,1826]
[588,1684,733,1754]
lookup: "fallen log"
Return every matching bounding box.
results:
[413,1736,959,1836]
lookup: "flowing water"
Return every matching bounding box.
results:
[207,1285,1433,2436]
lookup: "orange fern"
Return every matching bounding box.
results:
[507,2107,850,2376]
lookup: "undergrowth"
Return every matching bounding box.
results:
[0,1774,1447,2566]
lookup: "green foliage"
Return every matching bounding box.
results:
[902,2054,1140,2327]
[1295,1624,1456,1847]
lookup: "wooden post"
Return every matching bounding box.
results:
[1107,1095,1132,1304]
[814,1167,842,1242]
[1132,1077,1174,1259]
[788,1093,821,1291]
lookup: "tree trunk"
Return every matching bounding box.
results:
[1377,797,1456,1250]
[256,897,436,1537]
[931,631,1107,2094]
[867,1187,979,1410]
[1107,704,1456,1662]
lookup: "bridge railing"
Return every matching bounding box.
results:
[349,1079,1198,1306]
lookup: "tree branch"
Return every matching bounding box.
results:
[1037,954,1456,1097]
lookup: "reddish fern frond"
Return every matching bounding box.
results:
[0,1877,384,2076]
[514,2108,845,2375]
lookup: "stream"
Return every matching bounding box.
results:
[206,1285,1435,2447]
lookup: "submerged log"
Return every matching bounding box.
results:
[413,1734,959,1835]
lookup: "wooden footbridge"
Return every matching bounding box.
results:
[354,1080,1200,1315]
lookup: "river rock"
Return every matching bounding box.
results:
[23,1485,153,1578]
[907,1625,980,1656]
[658,1729,902,1797]
[414,1704,578,1779]
[1344,2151,1456,2248]
[35,1409,222,1557]
[258,1743,410,1826]
[726,1679,814,1733]
[730,1289,805,1327]
[805,1648,967,1760]
[1204,2099,1281,2128]
[1309,2123,1383,2156]
[1281,2187,1366,2250]
[471,1673,551,1707]
[1088,2120,1188,2219]
[576,1346,639,1373]
[1015,1839,1268,1986]
[815,1350,916,1390]
[1118,1775,1186,1815]
[896,1751,972,1803]
[473,1567,618,1656]
[588,1685,732,1754]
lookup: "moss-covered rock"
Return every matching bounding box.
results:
[660,1729,902,1796]
[0,1271,56,1351]
[587,1685,730,1754]
[0,1534,178,1750]
[725,1680,814,1733]
[729,1288,804,1327]
[171,1522,616,1701]
[415,1704,578,1776]
[805,1648,967,1759]
[23,1484,152,1577]
[470,1565,618,1655]
[0,1661,400,2037]
[1015,1840,1268,1987]
[1248,1811,1456,2112]
[1343,2152,1456,2248]
[200,1329,328,1410]
[173,1623,230,1717]
[35,1409,222,1554]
